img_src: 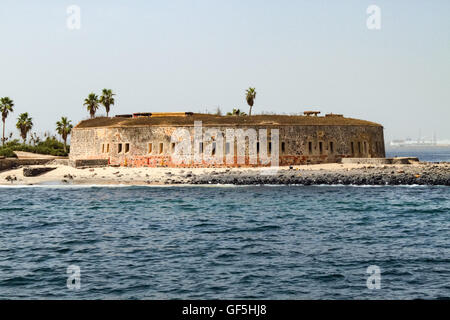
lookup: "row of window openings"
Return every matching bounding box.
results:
[311,141,382,155]
[105,141,382,155]
[350,141,375,155]
[307,141,335,154]
[105,142,284,155]
[103,142,168,154]
[102,143,130,154]
[149,142,279,155]
[107,142,339,155]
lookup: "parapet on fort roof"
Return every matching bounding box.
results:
[75,112,383,129]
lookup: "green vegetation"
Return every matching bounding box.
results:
[0,137,69,158]
[245,87,256,116]
[16,112,33,143]
[0,97,14,146]
[226,108,247,116]
[84,93,100,118]
[99,89,115,117]
[0,147,16,158]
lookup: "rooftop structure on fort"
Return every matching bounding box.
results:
[75,112,383,129]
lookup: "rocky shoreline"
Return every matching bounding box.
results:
[163,163,450,186]
[1,162,449,186]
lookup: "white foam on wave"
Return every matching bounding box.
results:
[0,183,445,189]
[0,183,130,189]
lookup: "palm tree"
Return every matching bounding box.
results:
[16,112,33,144]
[99,89,115,117]
[245,87,256,116]
[84,93,100,118]
[0,97,14,146]
[56,117,73,153]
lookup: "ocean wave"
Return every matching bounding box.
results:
[0,184,130,189]
[0,183,447,189]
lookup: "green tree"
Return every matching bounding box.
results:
[99,89,115,117]
[226,108,247,116]
[56,117,73,153]
[0,97,14,146]
[245,87,256,116]
[84,93,100,118]
[16,112,33,143]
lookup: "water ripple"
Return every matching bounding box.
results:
[0,185,448,299]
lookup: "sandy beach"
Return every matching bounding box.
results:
[1,161,449,186]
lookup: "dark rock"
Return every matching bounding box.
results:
[23,167,56,177]
[5,175,17,182]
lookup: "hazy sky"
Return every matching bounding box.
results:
[0,0,449,142]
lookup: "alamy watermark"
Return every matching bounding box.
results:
[67,5,81,30]
[67,265,81,290]
[170,121,279,174]
[366,5,381,30]
[366,265,381,289]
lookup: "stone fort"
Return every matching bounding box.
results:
[69,112,385,167]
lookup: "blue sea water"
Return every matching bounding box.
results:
[386,146,450,162]
[0,184,449,300]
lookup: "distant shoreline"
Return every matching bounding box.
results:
[387,145,450,149]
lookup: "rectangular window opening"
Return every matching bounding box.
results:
[106,144,110,153]
[319,142,323,154]
[330,141,334,153]
[148,143,152,154]
[225,142,230,155]
[118,143,123,153]
[171,142,176,153]
[308,141,313,154]
[102,144,105,153]
[281,142,285,154]
[351,142,354,155]
[358,142,361,154]
[125,143,130,153]
[212,142,216,156]
[159,143,164,154]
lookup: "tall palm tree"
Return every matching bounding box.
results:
[56,117,73,153]
[16,112,33,144]
[84,93,100,118]
[245,87,256,116]
[0,97,14,146]
[99,89,115,117]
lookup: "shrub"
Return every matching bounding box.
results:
[0,147,17,158]
[1,137,69,157]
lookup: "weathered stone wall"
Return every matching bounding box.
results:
[0,159,53,172]
[70,124,385,167]
[69,159,109,168]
